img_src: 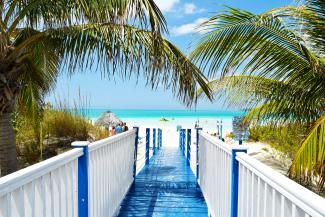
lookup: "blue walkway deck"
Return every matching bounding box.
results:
[118,147,208,217]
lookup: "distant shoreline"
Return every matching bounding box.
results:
[82,108,245,119]
[86,109,245,131]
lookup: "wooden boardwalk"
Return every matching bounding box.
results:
[118,147,208,217]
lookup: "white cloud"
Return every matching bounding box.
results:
[154,0,180,12]
[184,3,205,14]
[171,18,208,36]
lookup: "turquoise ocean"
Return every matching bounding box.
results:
[84,109,245,131]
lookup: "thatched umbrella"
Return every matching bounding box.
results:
[95,111,122,128]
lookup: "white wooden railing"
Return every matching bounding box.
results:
[237,153,325,217]
[0,149,82,217]
[88,129,136,217]
[0,129,137,217]
[199,132,244,217]
[198,131,325,217]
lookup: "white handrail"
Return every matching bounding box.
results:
[200,132,246,154]
[88,129,136,217]
[198,131,325,217]
[0,149,82,217]
[236,153,325,217]
[88,129,136,152]
[199,132,238,217]
[0,129,137,217]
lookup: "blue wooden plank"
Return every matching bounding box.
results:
[118,211,207,217]
[118,147,208,216]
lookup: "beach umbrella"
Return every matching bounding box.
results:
[95,111,122,128]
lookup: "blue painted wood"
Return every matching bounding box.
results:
[179,130,182,150]
[157,129,160,149]
[230,149,247,217]
[146,128,150,165]
[217,120,220,139]
[196,128,202,180]
[220,120,223,140]
[133,127,139,178]
[159,129,162,148]
[153,128,157,155]
[181,129,186,156]
[72,141,89,217]
[118,147,208,217]
[186,129,191,166]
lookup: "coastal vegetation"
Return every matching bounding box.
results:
[14,103,108,168]
[248,124,306,159]
[192,0,325,191]
[0,0,211,176]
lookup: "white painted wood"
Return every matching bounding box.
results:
[0,149,81,217]
[88,129,136,217]
[236,153,325,217]
[199,132,246,217]
[199,131,325,217]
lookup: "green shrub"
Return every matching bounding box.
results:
[13,107,108,167]
[226,132,234,139]
[43,109,92,141]
[248,123,306,159]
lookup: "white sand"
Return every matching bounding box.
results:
[224,137,291,176]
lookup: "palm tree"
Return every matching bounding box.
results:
[191,0,325,189]
[0,0,212,176]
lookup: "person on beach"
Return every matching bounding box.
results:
[110,126,116,136]
[116,124,123,134]
[122,122,129,131]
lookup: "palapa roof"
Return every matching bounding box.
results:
[95,111,122,127]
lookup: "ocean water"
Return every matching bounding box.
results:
[84,109,244,119]
[83,109,245,131]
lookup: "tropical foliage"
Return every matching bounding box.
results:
[14,104,108,167]
[191,0,325,190]
[0,0,212,176]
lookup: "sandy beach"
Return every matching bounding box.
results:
[130,119,290,177]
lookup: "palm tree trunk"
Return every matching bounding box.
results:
[0,112,17,176]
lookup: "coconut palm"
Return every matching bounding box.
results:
[191,0,325,189]
[0,0,212,176]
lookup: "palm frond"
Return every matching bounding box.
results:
[4,0,167,35]
[262,3,325,57]
[197,75,323,123]
[190,7,325,80]
[290,114,325,189]
[13,23,211,105]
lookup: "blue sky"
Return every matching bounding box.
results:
[47,0,293,110]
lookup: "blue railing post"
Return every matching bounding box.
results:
[181,129,186,155]
[220,120,223,140]
[187,129,191,166]
[217,120,220,139]
[72,141,90,217]
[159,129,162,148]
[153,128,156,155]
[133,127,139,178]
[179,129,183,150]
[230,148,247,217]
[146,128,150,165]
[196,128,202,180]
[157,129,160,149]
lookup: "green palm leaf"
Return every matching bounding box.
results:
[290,114,325,189]
[192,3,325,189]
[197,75,323,123]
[12,22,211,106]
[0,0,212,174]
